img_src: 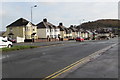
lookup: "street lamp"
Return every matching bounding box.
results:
[79,19,85,25]
[31,5,37,23]
[30,5,37,42]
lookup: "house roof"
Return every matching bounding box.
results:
[6,18,35,28]
[57,23,66,31]
[58,25,66,31]
[86,30,93,34]
[65,28,72,34]
[37,19,57,29]
[69,25,78,32]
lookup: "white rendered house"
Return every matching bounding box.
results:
[37,18,60,39]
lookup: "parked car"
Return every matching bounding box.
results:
[0,37,13,48]
[75,37,84,42]
[8,38,16,43]
[98,36,110,40]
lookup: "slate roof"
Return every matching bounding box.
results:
[86,30,93,34]
[69,25,78,32]
[58,26,65,31]
[65,28,72,34]
[6,18,35,28]
[57,23,66,31]
[37,19,57,29]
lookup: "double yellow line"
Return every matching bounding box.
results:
[42,55,91,80]
[42,43,117,80]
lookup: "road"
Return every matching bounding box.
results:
[2,38,118,79]
[65,42,118,78]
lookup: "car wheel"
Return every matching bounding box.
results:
[8,44,12,48]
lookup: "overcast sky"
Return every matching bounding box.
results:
[0,0,119,31]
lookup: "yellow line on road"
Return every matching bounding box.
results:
[49,59,88,80]
[42,43,117,80]
[42,52,99,80]
[42,56,90,80]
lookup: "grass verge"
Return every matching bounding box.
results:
[2,46,38,52]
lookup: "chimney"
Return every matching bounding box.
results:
[59,23,63,26]
[70,25,74,28]
[43,18,47,22]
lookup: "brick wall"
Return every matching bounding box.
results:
[34,38,68,42]
[34,38,60,42]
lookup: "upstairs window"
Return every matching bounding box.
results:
[25,27,30,31]
[9,27,12,32]
[33,29,35,31]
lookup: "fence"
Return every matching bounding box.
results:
[16,37,25,43]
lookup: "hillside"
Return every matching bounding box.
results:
[77,19,120,30]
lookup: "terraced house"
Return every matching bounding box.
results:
[3,18,38,40]
[57,23,69,39]
[69,25,78,39]
[37,18,60,39]
[64,28,73,39]
[3,18,95,42]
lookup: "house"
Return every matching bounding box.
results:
[86,30,93,40]
[75,28,88,39]
[96,28,113,40]
[0,31,5,36]
[69,25,78,39]
[92,30,98,40]
[76,25,92,39]
[64,28,72,39]
[3,18,38,40]
[37,18,60,39]
[58,23,68,39]
[78,30,94,40]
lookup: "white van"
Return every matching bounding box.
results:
[0,37,13,48]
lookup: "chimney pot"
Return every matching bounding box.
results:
[43,18,47,22]
[59,23,63,26]
[70,25,74,27]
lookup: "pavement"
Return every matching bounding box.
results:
[13,39,106,47]
[1,37,118,79]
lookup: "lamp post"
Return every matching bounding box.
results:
[30,5,37,42]
[80,19,85,24]
[31,5,37,23]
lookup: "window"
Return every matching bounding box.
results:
[50,35,53,38]
[25,27,30,31]
[55,29,57,32]
[2,40,7,42]
[54,35,57,38]
[9,28,12,32]
[25,27,28,31]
